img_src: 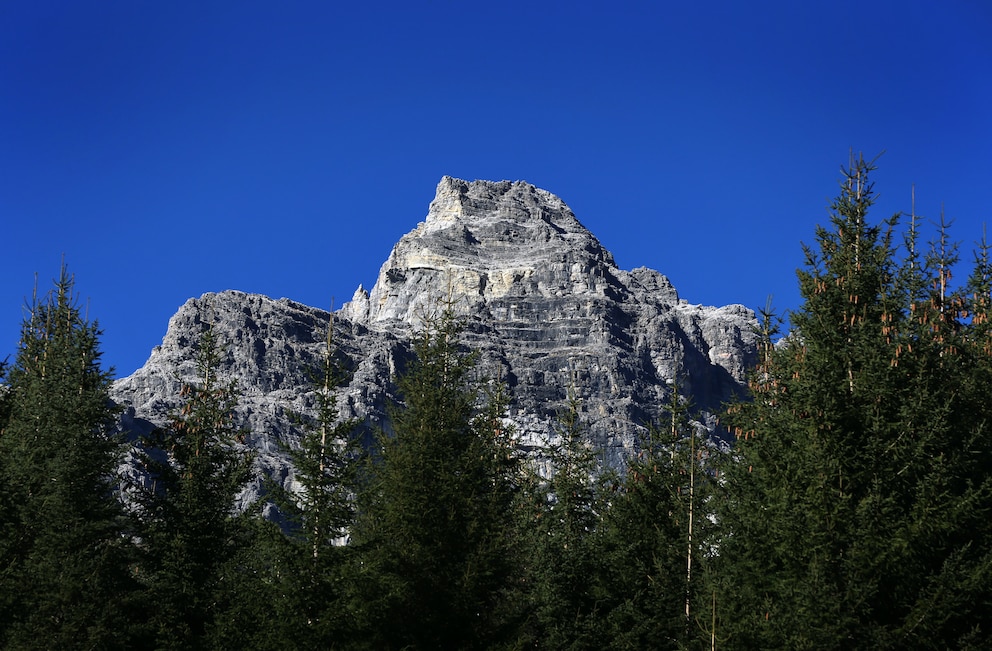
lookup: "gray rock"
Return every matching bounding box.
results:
[112,177,758,503]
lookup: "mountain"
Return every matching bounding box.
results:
[111,177,758,499]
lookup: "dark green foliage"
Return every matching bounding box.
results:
[597,383,717,650]
[0,359,12,624]
[717,155,992,649]
[251,315,364,649]
[0,267,137,649]
[132,324,256,649]
[0,358,9,428]
[514,392,610,650]
[351,305,522,649]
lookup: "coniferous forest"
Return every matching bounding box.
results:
[3,156,992,649]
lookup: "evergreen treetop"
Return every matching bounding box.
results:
[351,301,523,649]
[718,155,992,649]
[131,321,256,649]
[0,266,135,649]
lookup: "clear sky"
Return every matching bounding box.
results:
[2,1,990,377]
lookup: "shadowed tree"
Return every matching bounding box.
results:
[248,313,364,649]
[350,303,522,649]
[596,381,718,650]
[513,388,611,650]
[131,323,256,650]
[0,267,137,649]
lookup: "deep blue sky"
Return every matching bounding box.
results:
[2,1,990,376]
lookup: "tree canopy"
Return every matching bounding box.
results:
[0,267,136,649]
[717,154,992,649]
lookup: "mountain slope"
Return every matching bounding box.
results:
[112,177,758,498]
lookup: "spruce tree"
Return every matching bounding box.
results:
[0,267,137,649]
[717,155,992,649]
[515,391,609,649]
[252,313,363,649]
[0,358,8,426]
[131,323,256,649]
[350,304,521,649]
[597,382,716,650]
[0,359,12,626]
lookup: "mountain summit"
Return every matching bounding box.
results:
[112,178,758,498]
[344,177,615,325]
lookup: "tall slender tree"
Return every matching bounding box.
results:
[514,388,610,650]
[252,313,363,649]
[596,381,718,650]
[350,303,522,649]
[131,322,256,649]
[0,267,136,649]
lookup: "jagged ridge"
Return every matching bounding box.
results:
[112,177,758,501]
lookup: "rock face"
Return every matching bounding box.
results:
[112,177,758,499]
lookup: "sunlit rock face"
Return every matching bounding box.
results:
[113,177,758,502]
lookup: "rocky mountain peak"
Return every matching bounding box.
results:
[351,177,618,328]
[424,177,593,240]
[114,177,759,503]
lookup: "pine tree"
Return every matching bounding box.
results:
[0,267,137,649]
[252,313,363,649]
[515,389,610,649]
[0,358,12,623]
[716,155,902,648]
[350,303,522,649]
[131,323,256,649]
[716,155,992,649]
[0,358,9,426]
[596,381,718,650]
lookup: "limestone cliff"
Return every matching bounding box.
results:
[112,177,758,498]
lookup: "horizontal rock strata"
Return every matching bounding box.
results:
[112,177,758,501]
